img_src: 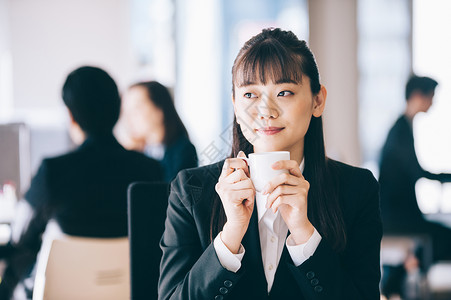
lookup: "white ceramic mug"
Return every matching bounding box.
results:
[242,151,290,192]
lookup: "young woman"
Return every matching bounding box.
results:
[158,28,382,299]
[120,81,198,182]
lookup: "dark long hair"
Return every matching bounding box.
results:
[210,28,346,252]
[130,81,189,146]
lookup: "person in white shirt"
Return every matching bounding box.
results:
[158,28,382,300]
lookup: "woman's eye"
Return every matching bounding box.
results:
[277,91,293,97]
[244,92,257,99]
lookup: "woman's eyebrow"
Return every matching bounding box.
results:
[274,79,299,84]
[236,81,257,87]
[236,79,300,87]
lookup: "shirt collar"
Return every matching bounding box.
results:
[79,134,122,151]
[256,158,305,223]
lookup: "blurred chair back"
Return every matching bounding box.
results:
[128,181,170,300]
[32,236,129,300]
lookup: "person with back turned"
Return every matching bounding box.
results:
[0,66,163,299]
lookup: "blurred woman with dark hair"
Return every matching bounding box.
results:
[120,81,198,182]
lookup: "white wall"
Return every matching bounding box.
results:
[175,0,222,164]
[309,0,361,166]
[0,0,13,121]
[6,0,133,127]
[0,0,137,175]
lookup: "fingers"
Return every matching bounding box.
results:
[236,151,250,177]
[216,151,255,204]
[237,150,246,159]
[218,188,255,206]
[238,188,255,202]
[223,169,248,184]
[221,158,247,177]
[264,174,310,213]
[230,178,254,191]
[265,184,300,209]
[271,160,303,177]
[220,151,249,179]
[262,172,301,195]
[261,159,304,195]
[269,194,302,213]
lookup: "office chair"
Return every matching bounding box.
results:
[32,236,130,300]
[128,181,170,300]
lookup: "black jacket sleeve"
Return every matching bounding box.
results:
[395,120,451,183]
[158,172,243,300]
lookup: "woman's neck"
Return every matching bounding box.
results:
[146,124,166,145]
[291,152,304,166]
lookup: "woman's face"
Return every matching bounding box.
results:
[233,76,326,159]
[122,86,163,139]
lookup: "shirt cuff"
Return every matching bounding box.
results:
[286,228,322,267]
[213,231,245,273]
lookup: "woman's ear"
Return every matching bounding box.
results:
[313,85,327,117]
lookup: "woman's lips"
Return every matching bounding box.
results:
[255,127,284,135]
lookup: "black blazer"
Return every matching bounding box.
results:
[379,115,451,228]
[159,159,382,300]
[0,134,162,299]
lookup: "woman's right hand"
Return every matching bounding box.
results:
[215,151,255,253]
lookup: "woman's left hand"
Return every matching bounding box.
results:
[263,159,314,245]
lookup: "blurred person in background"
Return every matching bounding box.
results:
[0,66,163,299]
[379,75,451,297]
[119,81,198,182]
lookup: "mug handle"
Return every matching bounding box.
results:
[239,157,249,164]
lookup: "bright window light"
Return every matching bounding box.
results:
[413,0,451,213]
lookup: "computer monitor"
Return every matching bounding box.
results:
[0,123,31,199]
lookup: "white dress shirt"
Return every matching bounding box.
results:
[213,159,322,293]
[144,143,165,160]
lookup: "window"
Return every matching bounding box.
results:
[413,0,451,213]
[358,0,411,176]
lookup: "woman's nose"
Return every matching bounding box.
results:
[256,98,279,119]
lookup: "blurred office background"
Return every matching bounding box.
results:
[1,0,451,213]
[1,0,451,298]
[2,0,451,230]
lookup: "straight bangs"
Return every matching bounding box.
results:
[233,40,304,90]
